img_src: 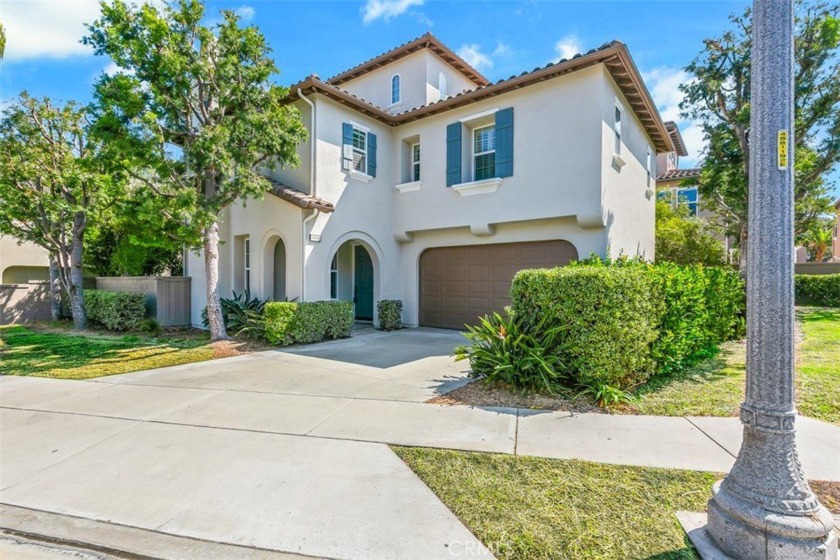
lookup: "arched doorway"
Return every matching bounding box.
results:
[263,235,287,301]
[330,240,376,322]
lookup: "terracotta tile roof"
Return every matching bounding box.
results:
[326,32,489,87]
[656,168,701,181]
[267,180,334,212]
[289,41,675,154]
[665,121,689,157]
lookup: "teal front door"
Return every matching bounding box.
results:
[354,246,374,321]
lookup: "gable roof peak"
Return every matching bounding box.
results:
[326,33,490,88]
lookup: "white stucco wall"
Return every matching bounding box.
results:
[338,51,478,112]
[599,67,657,260]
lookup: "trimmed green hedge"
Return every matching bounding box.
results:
[510,262,745,390]
[264,301,354,345]
[795,274,840,307]
[84,289,147,331]
[512,267,660,389]
[377,299,403,331]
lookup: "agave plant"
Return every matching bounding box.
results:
[453,311,568,394]
[201,290,267,338]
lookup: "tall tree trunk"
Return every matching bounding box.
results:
[69,212,87,330]
[738,222,749,272]
[203,220,228,341]
[48,253,62,320]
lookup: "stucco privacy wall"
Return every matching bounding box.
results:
[0,236,50,284]
[599,66,657,259]
[392,65,605,238]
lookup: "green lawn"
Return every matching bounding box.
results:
[0,325,221,379]
[627,307,840,424]
[394,447,715,560]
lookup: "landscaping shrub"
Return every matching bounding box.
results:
[795,274,840,307]
[647,263,745,374]
[264,302,298,345]
[453,311,568,393]
[512,266,660,390]
[264,300,353,345]
[84,290,146,331]
[377,299,403,331]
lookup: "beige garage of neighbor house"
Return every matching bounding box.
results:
[186,33,674,329]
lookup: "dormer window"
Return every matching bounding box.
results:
[391,75,401,105]
[439,72,448,100]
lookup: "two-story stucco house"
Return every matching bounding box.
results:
[185,33,674,329]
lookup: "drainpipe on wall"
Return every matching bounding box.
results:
[298,88,317,302]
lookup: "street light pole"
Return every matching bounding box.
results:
[705,0,836,557]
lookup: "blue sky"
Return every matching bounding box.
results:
[1,0,836,196]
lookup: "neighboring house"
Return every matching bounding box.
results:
[186,33,674,329]
[832,199,840,262]
[0,235,50,284]
[655,122,702,217]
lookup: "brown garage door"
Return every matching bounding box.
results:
[419,240,578,329]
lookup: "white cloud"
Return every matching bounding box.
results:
[103,62,120,77]
[235,6,255,21]
[457,44,493,71]
[362,0,424,24]
[492,41,511,58]
[2,0,101,60]
[553,34,582,62]
[642,66,706,164]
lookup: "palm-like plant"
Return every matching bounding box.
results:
[808,227,833,262]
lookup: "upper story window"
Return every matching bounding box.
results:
[352,127,367,172]
[391,75,401,105]
[678,187,699,216]
[439,72,448,100]
[473,125,496,181]
[412,143,421,181]
[614,104,622,155]
[667,152,677,171]
[646,147,653,178]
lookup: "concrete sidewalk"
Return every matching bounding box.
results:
[2,339,838,559]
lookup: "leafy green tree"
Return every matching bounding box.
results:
[655,200,726,266]
[0,94,114,329]
[680,0,839,270]
[86,198,183,276]
[1,21,6,59]
[85,0,307,340]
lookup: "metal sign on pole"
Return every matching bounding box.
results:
[679,0,836,558]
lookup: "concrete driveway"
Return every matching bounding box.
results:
[1,328,496,560]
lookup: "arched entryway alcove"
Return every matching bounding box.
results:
[262,235,287,301]
[328,238,380,322]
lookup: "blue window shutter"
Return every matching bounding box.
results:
[342,122,353,170]
[368,132,377,177]
[495,107,514,178]
[446,122,462,186]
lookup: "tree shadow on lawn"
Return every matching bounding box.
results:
[633,344,744,397]
[0,325,207,378]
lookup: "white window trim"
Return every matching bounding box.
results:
[394,180,422,193]
[243,238,251,292]
[411,142,421,182]
[348,122,370,177]
[390,74,401,105]
[439,72,448,100]
[329,253,339,300]
[459,107,499,123]
[472,124,496,182]
[349,169,373,182]
[452,177,503,197]
[614,100,623,156]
